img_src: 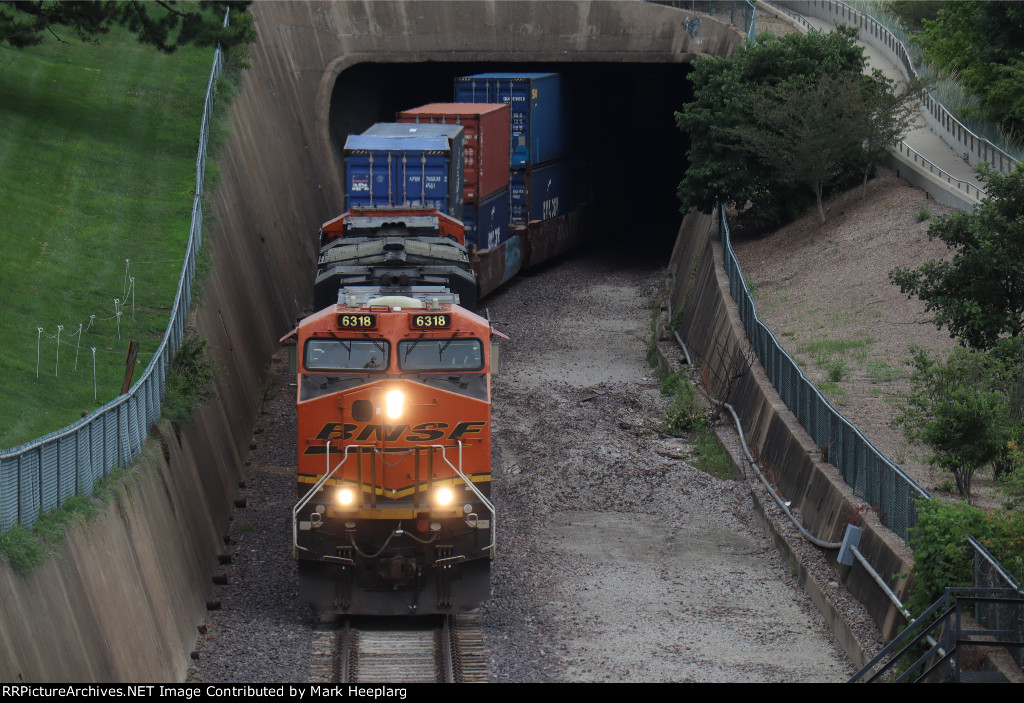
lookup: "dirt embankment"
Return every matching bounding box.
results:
[731,166,998,504]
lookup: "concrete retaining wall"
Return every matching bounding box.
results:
[667,210,913,648]
[0,422,235,681]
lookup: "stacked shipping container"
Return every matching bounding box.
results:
[397,103,512,250]
[340,71,578,260]
[361,122,467,220]
[343,134,462,220]
[453,73,567,167]
[454,72,573,228]
[396,103,510,202]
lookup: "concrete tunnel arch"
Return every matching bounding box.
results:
[286,0,743,246]
[197,0,744,434]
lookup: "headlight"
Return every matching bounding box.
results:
[337,487,355,506]
[385,390,404,419]
[435,487,454,506]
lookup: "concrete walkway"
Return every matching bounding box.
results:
[758,1,991,208]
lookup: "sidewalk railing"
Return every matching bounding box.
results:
[891,141,987,203]
[775,0,1018,177]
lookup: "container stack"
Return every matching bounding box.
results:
[453,72,573,228]
[361,122,467,220]
[343,134,463,220]
[398,103,512,250]
[342,71,574,255]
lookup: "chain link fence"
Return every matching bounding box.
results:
[720,206,1023,614]
[768,0,1024,616]
[0,37,225,532]
[718,207,927,541]
[657,0,1024,647]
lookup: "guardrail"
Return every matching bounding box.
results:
[0,36,226,531]
[890,141,987,204]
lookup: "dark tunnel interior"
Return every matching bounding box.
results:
[329,61,694,261]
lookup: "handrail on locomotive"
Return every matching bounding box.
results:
[293,439,496,560]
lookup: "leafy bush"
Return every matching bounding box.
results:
[890,164,1024,351]
[657,370,732,479]
[163,335,217,426]
[895,345,1014,498]
[907,498,1024,616]
[997,440,1024,509]
[824,359,848,383]
[0,490,108,577]
[0,525,44,578]
[660,371,709,435]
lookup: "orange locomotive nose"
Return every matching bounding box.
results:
[293,292,500,505]
[300,377,490,499]
[289,287,505,616]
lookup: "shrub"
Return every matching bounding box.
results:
[163,335,217,426]
[660,372,709,435]
[907,498,1024,616]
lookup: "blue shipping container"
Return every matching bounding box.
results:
[343,134,461,219]
[454,72,567,167]
[461,188,511,251]
[362,123,465,218]
[509,159,573,225]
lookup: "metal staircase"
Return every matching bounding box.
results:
[850,588,1024,683]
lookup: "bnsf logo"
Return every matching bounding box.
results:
[304,421,487,453]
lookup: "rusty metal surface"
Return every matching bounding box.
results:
[472,208,588,299]
[524,209,586,267]
[472,234,521,298]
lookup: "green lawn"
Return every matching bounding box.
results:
[0,27,213,448]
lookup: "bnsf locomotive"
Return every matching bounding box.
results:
[286,208,505,618]
[286,71,582,617]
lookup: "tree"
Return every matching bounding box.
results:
[723,72,867,224]
[897,345,1012,499]
[675,26,868,230]
[886,1,946,32]
[890,164,1024,350]
[988,335,1024,481]
[859,71,925,198]
[913,1,1024,134]
[0,1,255,54]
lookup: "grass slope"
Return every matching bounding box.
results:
[0,27,212,448]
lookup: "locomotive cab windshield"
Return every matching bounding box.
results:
[399,337,483,371]
[304,338,388,371]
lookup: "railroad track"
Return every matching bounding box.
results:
[309,613,487,683]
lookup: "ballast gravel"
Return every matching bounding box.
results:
[187,246,876,683]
